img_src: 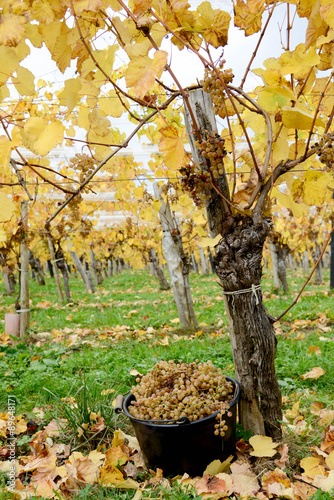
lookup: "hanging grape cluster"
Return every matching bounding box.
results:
[128,360,235,437]
[312,133,334,170]
[201,61,234,118]
[179,163,210,206]
[196,132,227,180]
[179,131,227,206]
[69,153,97,184]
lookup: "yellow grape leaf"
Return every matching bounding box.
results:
[21,118,64,156]
[0,13,26,46]
[300,456,326,479]
[320,0,334,27]
[158,125,187,170]
[99,89,126,118]
[233,0,263,36]
[57,78,82,113]
[0,136,12,167]
[0,85,10,102]
[249,435,279,457]
[198,234,222,248]
[257,85,296,111]
[0,194,16,223]
[178,194,192,208]
[0,228,7,244]
[0,46,19,84]
[13,66,35,96]
[193,212,206,225]
[170,318,180,324]
[274,190,308,218]
[25,23,43,48]
[203,456,233,476]
[196,2,231,48]
[133,0,152,16]
[303,170,332,206]
[278,44,320,77]
[301,367,325,379]
[125,50,168,99]
[73,0,103,14]
[326,451,334,470]
[281,107,325,130]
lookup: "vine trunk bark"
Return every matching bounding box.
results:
[214,218,282,439]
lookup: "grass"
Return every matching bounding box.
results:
[0,265,333,499]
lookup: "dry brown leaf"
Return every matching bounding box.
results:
[313,471,334,491]
[301,367,325,379]
[275,443,290,469]
[194,474,227,495]
[319,409,334,427]
[44,418,68,437]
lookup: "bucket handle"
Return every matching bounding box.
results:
[115,394,125,415]
[115,393,190,425]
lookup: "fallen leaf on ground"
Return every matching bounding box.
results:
[249,435,279,457]
[301,367,325,379]
[300,456,326,480]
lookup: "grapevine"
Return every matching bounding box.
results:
[128,360,235,437]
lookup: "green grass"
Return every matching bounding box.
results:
[0,266,333,499]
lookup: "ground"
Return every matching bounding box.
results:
[0,267,333,499]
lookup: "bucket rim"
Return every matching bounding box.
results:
[122,375,240,428]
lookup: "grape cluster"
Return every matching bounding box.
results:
[128,360,234,437]
[312,133,334,170]
[179,164,210,206]
[202,61,234,118]
[69,153,97,185]
[195,132,227,180]
[179,132,227,206]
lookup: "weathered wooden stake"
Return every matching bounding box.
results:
[20,201,30,340]
[153,183,197,328]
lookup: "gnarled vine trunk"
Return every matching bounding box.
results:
[214,218,282,439]
[184,89,282,438]
[148,248,170,291]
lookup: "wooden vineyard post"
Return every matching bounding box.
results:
[46,231,64,303]
[153,183,198,328]
[20,201,30,340]
[69,249,91,291]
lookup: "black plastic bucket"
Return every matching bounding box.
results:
[120,376,240,477]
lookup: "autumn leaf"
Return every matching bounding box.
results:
[300,456,326,479]
[198,234,222,248]
[0,136,12,168]
[158,125,187,170]
[249,435,279,457]
[21,118,64,156]
[196,2,231,48]
[0,193,16,223]
[233,0,263,36]
[281,107,325,130]
[301,367,325,379]
[12,66,35,96]
[125,50,167,99]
